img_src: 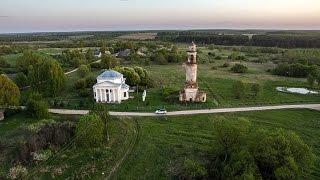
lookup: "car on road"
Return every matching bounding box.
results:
[155,109,167,115]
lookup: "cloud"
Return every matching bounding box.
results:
[0,16,9,18]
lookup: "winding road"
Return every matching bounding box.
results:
[48,104,320,116]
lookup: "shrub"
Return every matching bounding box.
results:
[85,75,96,88]
[77,65,90,78]
[222,62,230,68]
[7,165,27,179]
[0,57,11,68]
[215,55,222,60]
[74,78,87,90]
[251,83,262,97]
[89,62,101,69]
[231,63,248,73]
[233,81,245,99]
[181,159,207,179]
[161,87,179,103]
[14,72,28,88]
[26,92,50,119]
[76,114,105,148]
[307,74,316,87]
[208,52,215,56]
[211,66,218,70]
[78,89,91,98]
[273,63,311,78]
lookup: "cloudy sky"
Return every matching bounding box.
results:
[1,0,320,33]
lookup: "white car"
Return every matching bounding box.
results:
[155,109,167,115]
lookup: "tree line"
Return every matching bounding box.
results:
[157,32,320,48]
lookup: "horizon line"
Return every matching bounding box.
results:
[2,28,320,35]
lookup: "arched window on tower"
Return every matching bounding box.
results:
[190,54,195,63]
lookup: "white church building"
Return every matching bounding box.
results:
[93,70,130,103]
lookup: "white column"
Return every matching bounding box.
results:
[94,89,98,102]
[113,89,116,102]
[106,89,110,102]
[99,89,103,102]
[112,89,115,102]
[103,89,106,102]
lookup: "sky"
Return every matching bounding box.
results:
[1,0,320,33]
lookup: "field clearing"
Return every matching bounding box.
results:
[55,62,320,112]
[117,33,157,40]
[115,109,320,179]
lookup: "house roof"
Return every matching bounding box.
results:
[97,70,123,79]
[94,49,101,55]
[121,83,130,89]
[117,49,131,57]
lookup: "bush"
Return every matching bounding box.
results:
[251,83,262,97]
[231,63,248,73]
[222,62,230,68]
[180,159,207,179]
[78,89,91,98]
[0,57,11,68]
[76,114,105,148]
[89,62,101,69]
[211,66,218,70]
[85,75,96,88]
[214,55,222,60]
[233,81,245,99]
[77,65,90,78]
[26,92,50,119]
[161,87,179,103]
[273,63,311,78]
[14,72,28,88]
[74,78,87,90]
[7,165,27,179]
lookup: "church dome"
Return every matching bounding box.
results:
[97,70,123,80]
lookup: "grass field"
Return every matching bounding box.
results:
[1,109,320,179]
[114,109,320,179]
[117,33,157,40]
[55,61,320,112]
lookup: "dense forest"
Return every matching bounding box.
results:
[157,31,320,48]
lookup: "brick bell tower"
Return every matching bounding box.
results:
[179,42,207,103]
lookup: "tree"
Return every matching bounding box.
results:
[115,67,141,86]
[91,104,110,141]
[207,117,315,179]
[233,81,245,99]
[14,72,28,88]
[85,49,95,63]
[0,75,20,107]
[26,92,50,119]
[250,129,315,179]
[251,83,262,97]
[77,65,90,78]
[101,54,119,69]
[76,114,105,147]
[42,60,66,96]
